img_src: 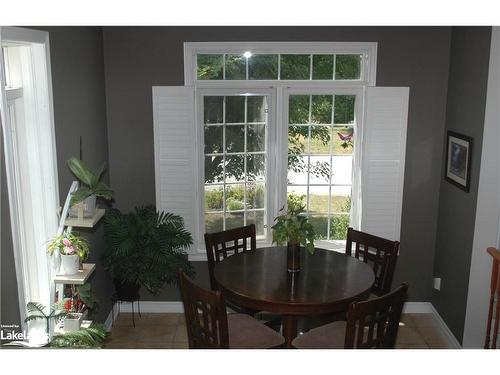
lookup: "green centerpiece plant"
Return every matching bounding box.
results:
[271,198,316,272]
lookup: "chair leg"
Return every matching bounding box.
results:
[138,299,142,318]
[132,302,135,328]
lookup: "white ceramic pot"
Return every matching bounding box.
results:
[61,254,80,275]
[69,195,97,218]
[63,313,83,333]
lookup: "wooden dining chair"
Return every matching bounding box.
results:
[485,247,500,349]
[292,283,408,349]
[346,227,400,297]
[178,270,285,349]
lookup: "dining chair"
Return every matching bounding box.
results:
[346,227,400,297]
[292,283,408,349]
[204,224,258,315]
[485,247,500,349]
[178,270,285,349]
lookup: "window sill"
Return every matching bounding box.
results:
[188,240,347,261]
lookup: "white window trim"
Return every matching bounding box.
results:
[184,42,378,87]
[184,42,376,261]
[1,27,59,331]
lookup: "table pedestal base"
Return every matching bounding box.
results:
[282,315,298,348]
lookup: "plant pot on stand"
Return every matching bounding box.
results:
[113,279,141,327]
[63,313,83,333]
[69,195,97,219]
[61,254,80,275]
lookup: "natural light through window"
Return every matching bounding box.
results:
[203,95,268,238]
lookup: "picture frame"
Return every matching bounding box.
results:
[445,131,473,192]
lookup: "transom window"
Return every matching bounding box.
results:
[197,53,362,81]
[203,95,268,238]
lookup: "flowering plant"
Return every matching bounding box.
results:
[47,232,90,261]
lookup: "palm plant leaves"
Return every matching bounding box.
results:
[103,205,195,294]
[50,323,109,348]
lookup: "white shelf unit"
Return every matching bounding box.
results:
[64,209,105,228]
[54,263,96,285]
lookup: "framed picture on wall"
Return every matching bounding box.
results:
[445,131,473,192]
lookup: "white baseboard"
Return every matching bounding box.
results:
[103,300,461,348]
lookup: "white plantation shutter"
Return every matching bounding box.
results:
[153,86,197,252]
[361,87,409,241]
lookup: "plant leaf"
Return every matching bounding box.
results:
[67,158,95,187]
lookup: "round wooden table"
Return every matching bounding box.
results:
[213,246,375,348]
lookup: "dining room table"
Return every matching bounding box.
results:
[213,246,375,348]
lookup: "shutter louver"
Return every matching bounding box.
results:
[361,87,409,241]
[153,86,197,252]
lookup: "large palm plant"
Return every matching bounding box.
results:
[103,205,194,295]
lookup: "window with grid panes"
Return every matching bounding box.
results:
[287,94,355,240]
[203,95,268,238]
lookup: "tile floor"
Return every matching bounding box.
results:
[104,312,452,349]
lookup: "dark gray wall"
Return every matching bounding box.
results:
[102,26,452,301]
[0,27,113,325]
[39,26,114,323]
[432,27,491,343]
[1,126,21,336]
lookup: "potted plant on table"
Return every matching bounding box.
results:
[67,157,113,218]
[47,232,90,275]
[271,198,316,272]
[103,205,195,301]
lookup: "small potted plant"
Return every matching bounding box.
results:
[47,232,90,275]
[62,297,86,333]
[67,157,113,218]
[271,198,316,272]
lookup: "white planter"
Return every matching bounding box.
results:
[64,313,83,333]
[69,195,96,218]
[61,254,80,275]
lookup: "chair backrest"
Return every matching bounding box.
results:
[344,283,408,349]
[485,247,500,349]
[178,270,229,349]
[345,227,400,296]
[204,224,257,291]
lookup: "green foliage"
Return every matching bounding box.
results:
[197,54,223,80]
[75,283,98,317]
[47,231,90,261]
[103,205,195,295]
[271,199,316,254]
[67,157,113,205]
[50,323,109,348]
[25,302,67,340]
[335,55,361,80]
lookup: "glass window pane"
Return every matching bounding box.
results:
[309,156,331,184]
[205,185,224,211]
[246,182,265,209]
[288,156,308,184]
[280,54,310,80]
[204,96,223,124]
[226,212,245,230]
[205,212,223,233]
[247,210,265,236]
[335,54,361,80]
[333,127,354,155]
[287,186,307,208]
[310,126,331,155]
[225,184,245,211]
[225,54,246,80]
[312,55,334,80]
[247,96,266,123]
[205,155,224,183]
[248,54,278,80]
[288,125,308,155]
[308,186,330,214]
[309,215,328,240]
[289,95,310,124]
[311,95,333,124]
[334,95,355,125]
[225,125,245,153]
[331,186,352,213]
[197,54,223,80]
[247,124,266,152]
[226,96,245,123]
[204,125,223,154]
[247,154,265,181]
[225,155,245,183]
[331,156,352,185]
[330,214,350,240]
